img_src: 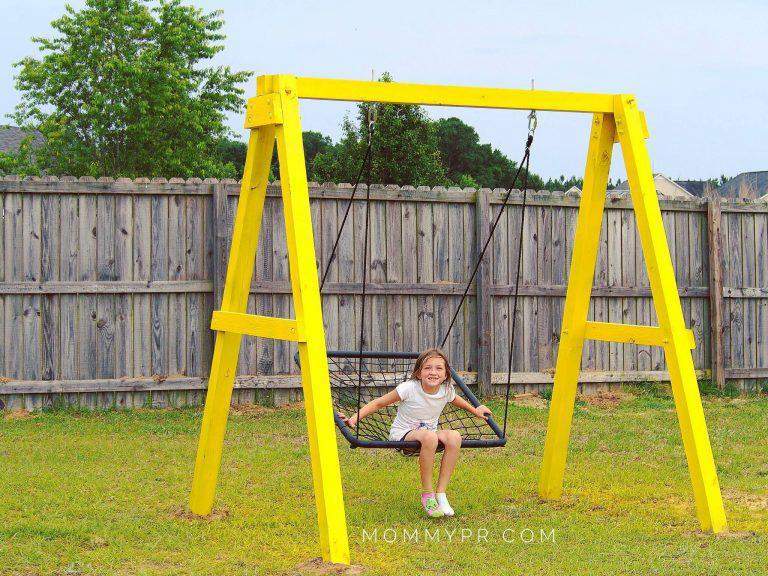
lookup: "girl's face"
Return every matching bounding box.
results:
[419,356,447,386]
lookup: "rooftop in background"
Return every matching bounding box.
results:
[715,171,768,200]
[0,125,44,154]
[611,174,695,199]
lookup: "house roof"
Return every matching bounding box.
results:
[675,180,709,197]
[715,171,768,200]
[611,174,694,198]
[0,126,45,154]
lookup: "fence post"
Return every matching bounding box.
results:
[212,181,231,310]
[475,188,493,396]
[706,196,725,390]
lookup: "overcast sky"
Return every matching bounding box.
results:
[2,0,766,181]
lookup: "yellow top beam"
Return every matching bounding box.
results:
[259,76,617,114]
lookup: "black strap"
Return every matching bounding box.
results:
[437,131,535,439]
[503,143,532,437]
[439,133,535,350]
[355,108,376,437]
[319,140,374,292]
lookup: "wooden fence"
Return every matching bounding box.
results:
[1,176,766,409]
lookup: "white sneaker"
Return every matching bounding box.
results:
[436,493,455,516]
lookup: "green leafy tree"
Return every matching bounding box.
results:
[270,130,333,180]
[11,0,250,178]
[543,175,583,191]
[312,73,446,186]
[434,117,545,189]
[215,137,247,177]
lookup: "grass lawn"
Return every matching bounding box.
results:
[1,389,767,575]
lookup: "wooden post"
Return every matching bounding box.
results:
[706,196,725,390]
[274,75,349,563]
[190,126,274,516]
[475,188,493,396]
[613,95,726,533]
[540,113,614,499]
[212,181,230,309]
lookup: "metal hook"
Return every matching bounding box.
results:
[528,77,537,136]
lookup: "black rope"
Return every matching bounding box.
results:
[503,142,532,437]
[355,107,376,438]
[436,122,536,440]
[439,133,535,350]
[319,140,374,292]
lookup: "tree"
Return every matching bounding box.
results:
[543,175,583,191]
[12,0,250,178]
[215,137,247,178]
[434,117,545,189]
[312,73,446,186]
[270,130,333,180]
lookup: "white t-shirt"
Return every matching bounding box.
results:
[388,379,457,441]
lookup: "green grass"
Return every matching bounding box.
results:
[1,392,767,576]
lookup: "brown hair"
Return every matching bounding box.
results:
[410,348,453,386]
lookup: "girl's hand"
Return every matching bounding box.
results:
[344,413,359,427]
[474,405,492,420]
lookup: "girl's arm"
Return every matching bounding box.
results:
[451,395,492,420]
[344,389,401,428]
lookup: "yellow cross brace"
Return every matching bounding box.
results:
[211,311,305,342]
[583,321,695,349]
[189,75,727,566]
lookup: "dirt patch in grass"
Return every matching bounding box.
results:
[715,530,760,540]
[288,558,365,575]
[230,404,278,416]
[231,401,306,416]
[724,490,768,511]
[3,409,37,420]
[168,504,231,522]
[579,390,635,408]
[511,393,548,409]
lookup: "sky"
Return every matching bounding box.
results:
[2,0,766,181]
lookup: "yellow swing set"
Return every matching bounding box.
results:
[189,75,727,565]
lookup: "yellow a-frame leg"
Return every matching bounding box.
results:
[539,103,727,532]
[190,75,349,563]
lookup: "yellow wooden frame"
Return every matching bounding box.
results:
[189,75,726,565]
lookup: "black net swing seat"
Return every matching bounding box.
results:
[323,350,506,450]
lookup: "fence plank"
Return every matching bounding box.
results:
[688,211,706,368]
[621,207,638,371]
[755,213,768,379]
[726,211,744,370]
[369,200,388,354]
[538,204,554,372]
[492,203,509,372]
[741,212,757,372]
[114,195,134,386]
[150,195,169,377]
[22,194,42,379]
[523,204,538,372]
[4,194,24,378]
[551,202,566,371]
[168,195,187,375]
[416,201,435,348]
[185,195,206,377]
[133,196,152,376]
[385,199,404,361]
[475,189,492,393]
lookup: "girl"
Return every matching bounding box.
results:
[345,348,491,517]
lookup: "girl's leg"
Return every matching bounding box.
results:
[404,429,440,491]
[436,430,462,492]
